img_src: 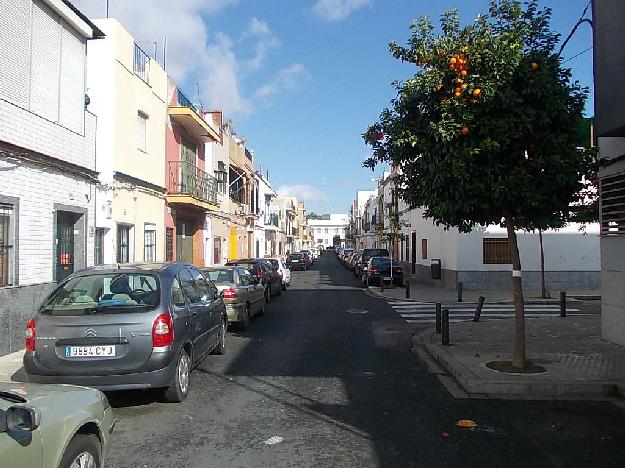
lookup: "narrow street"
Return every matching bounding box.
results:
[106,253,625,468]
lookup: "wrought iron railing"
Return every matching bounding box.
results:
[167,160,218,205]
[133,43,150,83]
[176,88,197,111]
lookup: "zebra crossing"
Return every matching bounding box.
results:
[388,300,588,325]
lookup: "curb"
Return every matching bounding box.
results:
[414,329,621,399]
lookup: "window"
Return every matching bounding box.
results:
[483,238,512,264]
[335,228,339,234]
[144,224,156,262]
[117,224,131,263]
[421,239,428,260]
[325,228,328,234]
[188,267,211,302]
[94,228,105,266]
[171,277,187,307]
[0,204,15,286]
[215,161,227,194]
[137,112,147,152]
[166,228,173,261]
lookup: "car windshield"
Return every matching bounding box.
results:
[363,249,389,260]
[40,273,160,315]
[205,269,235,284]
[289,254,302,260]
[267,259,279,269]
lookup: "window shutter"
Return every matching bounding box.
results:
[0,0,31,107]
[59,26,85,133]
[30,0,62,122]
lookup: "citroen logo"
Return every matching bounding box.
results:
[85,328,97,338]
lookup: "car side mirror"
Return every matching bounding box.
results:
[4,406,40,433]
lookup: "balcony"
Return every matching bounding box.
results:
[166,160,219,210]
[169,88,220,142]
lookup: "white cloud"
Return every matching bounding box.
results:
[254,64,311,103]
[74,1,294,117]
[276,185,328,203]
[310,0,372,22]
[241,18,280,71]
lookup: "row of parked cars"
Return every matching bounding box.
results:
[2,255,306,467]
[336,247,404,287]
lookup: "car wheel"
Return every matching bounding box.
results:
[163,349,190,403]
[59,434,101,468]
[239,304,250,331]
[212,315,226,355]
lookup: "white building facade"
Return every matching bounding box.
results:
[0,0,102,356]
[309,214,349,248]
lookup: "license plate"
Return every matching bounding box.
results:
[292,260,299,263]
[65,345,116,358]
[383,276,392,281]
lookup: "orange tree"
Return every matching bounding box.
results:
[363,0,596,369]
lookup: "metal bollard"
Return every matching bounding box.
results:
[560,291,566,317]
[442,308,450,346]
[406,280,410,299]
[474,296,485,322]
[435,303,442,333]
[457,282,463,303]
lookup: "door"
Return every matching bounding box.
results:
[56,211,76,282]
[179,268,211,358]
[180,138,197,196]
[189,267,222,350]
[213,237,221,265]
[411,232,417,275]
[0,422,43,468]
[176,220,194,264]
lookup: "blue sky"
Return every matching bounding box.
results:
[77,0,594,214]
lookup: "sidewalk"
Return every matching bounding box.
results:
[369,278,600,304]
[416,315,625,400]
[0,349,25,383]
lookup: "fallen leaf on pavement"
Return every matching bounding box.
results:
[457,419,478,428]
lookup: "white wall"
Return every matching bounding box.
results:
[0,159,95,285]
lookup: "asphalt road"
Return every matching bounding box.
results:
[106,253,625,468]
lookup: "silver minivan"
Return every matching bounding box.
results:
[203,266,265,330]
[23,263,227,402]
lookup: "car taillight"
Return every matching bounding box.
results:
[369,267,379,273]
[222,287,237,299]
[393,267,403,273]
[152,313,174,348]
[25,319,36,352]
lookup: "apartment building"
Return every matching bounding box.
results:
[270,197,299,254]
[87,18,168,265]
[309,214,349,248]
[0,0,102,355]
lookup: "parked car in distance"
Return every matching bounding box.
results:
[340,248,354,263]
[226,259,282,302]
[203,266,265,330]
[265,258,291,290]
[354,253,367,277]
[363,257,404,286]
[0,382,115,468]
[287,253,307,271]
[300,250,313,266]
[349,253,362,272]
[23,263,227,402]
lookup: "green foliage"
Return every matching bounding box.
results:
[363,0,597,233]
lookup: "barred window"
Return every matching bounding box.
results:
[483,238,511,264]
[166,228,174,262]
[94,228,105,265]
[117,224,131,263]
[0,204,15,286]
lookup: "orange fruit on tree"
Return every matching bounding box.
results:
[455,78,463,85]
[461,83,468,90]
[450,57,457,65]
[454,91,462,98]
[461,70,468,77]
[472,88,481,97]
[531,62,539,71]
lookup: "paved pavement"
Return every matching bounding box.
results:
[2,253,625,467]
[419,315,625,400]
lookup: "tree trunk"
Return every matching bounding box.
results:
[505,218,526,370]
[539,230,546,299]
